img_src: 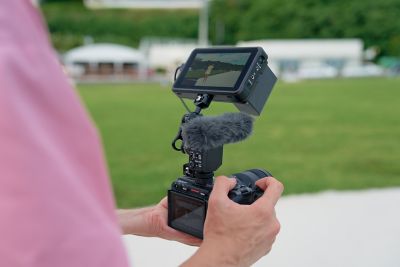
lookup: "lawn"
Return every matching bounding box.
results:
[77,78,400,208]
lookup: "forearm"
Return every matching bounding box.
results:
[117,207,154,236]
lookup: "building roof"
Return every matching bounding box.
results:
[147,43,197,68]
[238,39,363,61]
[64,43,145,64]
[85,0,204,9]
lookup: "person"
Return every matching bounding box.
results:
[203,64,214,83]
[0,1,283,266]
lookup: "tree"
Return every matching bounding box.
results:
[209,0,400,57]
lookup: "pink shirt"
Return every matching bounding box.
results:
[0,1,129,266]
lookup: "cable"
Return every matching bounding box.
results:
[174,64,185,81]
[174,64,191,113]
[179,97,192,113]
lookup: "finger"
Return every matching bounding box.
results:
[159,197,168,209]
[182,238,202,247]
[254,177,284,207]
[178,234,203,247]
[255,177,272,190]
[211,176,237,199]
[164,227,202,246]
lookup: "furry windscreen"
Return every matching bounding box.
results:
[181,112,254,151]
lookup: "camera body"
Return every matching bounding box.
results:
[168,148,272,239]
[167,46,277,239]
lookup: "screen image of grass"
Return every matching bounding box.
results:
[78,78,400,208]
[185,53,249,79]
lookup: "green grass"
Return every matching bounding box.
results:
[77,78,400,208]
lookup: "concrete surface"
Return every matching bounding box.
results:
[122,188,400,266]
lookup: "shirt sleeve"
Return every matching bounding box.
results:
[0,1,129,266]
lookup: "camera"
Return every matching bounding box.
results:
[168,47,277,239]
[168,167,272,238]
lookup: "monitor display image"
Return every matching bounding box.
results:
[170,192,205,232]
[180,52,252,88]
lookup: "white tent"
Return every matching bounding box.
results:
[64,43,146,79]
[64,43,145,65]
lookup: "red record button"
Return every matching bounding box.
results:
[191,188,200,193]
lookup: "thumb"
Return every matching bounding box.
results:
[211,176,237,199]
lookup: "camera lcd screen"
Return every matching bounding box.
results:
[169,191,206,237]
[174,48,258,92]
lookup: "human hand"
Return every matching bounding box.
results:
[117,197,201,247]
[182,175,283,267]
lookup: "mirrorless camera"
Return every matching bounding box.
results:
[168,47,277,239]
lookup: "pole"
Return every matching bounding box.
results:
[198,0,209,46]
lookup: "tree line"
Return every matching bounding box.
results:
[42,0,400,57]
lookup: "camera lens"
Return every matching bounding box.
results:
[231,168,272,187]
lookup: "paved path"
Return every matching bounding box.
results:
[195,71,241,87]
[123,188,400,266]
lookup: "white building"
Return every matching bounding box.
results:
[147,43,197,71]
[64,43,147,80]
[139,38,198,80]
[237,39,381,79]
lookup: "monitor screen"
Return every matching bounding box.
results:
[169,191,206,236]
[176,51,254,91]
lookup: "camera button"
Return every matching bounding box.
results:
[240,187,252,196]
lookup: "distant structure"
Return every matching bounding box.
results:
[64,43,147,81]
[139,38,198,80]
[63,39,384,83]
[237,39,383,79]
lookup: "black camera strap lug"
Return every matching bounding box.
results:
[171,127,184,153]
